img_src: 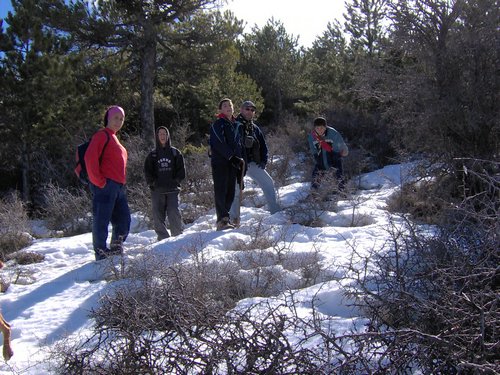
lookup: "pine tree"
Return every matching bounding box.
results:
[0,0,88,201]
[237,19,303,124]
[55,0,219,146]
[344,0,389,57]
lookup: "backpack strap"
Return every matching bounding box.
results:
[99,130,111,163]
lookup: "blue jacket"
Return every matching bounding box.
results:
[307,126,348,170]
[209,115,243,165]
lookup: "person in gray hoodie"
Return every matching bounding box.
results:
[144,126,186,240]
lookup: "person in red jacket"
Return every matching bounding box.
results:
[85,105,131,261]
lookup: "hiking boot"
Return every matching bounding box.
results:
[230,217,241,228]
[108,245,123,256]
[95,248,109,261]
[109,236,124,256]
[216,217,234,231]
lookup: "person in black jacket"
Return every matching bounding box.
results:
[209,98,244,231]
[144,126,186,240]
[229,101,280,226]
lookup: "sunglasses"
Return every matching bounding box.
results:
[245,107,256,112]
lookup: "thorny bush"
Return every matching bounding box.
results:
[342,159,499,374]
[0,191,32,258]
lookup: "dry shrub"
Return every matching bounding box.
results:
[278,113,309,154]
[41,183,92,235]
[121,135,152,227]
[285,174,340,228]
[54,290,352,374]
[180,144,214,223]
[53,248,340,374]
[0,279,9,293]
[9,251,45,265]
[282,248,324,286]
[228,218,275,251]
[386,177,452,224]
[122,134,150,186]
[227,219,328,296]
[342,147,377,180]
[265,116,310,188]
[126,180,151,227]
[0,192,32,259]
[341,160,499,373]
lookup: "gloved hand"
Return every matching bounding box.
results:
[230,156,244,170]
[258,162,266,169]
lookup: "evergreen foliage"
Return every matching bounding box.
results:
[0,0,497,209]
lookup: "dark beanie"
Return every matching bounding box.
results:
[313,117,327,127]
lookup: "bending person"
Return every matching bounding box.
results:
[307,116,348,194]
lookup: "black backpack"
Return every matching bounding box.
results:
[74,131,110,185]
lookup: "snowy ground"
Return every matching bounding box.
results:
[0,164,413,374]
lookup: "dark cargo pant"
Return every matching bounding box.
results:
[152,190,183,241]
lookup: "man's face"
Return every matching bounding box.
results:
[241,106,256,120]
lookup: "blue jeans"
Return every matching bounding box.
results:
[230,162,280,221]
[90,179,131,258]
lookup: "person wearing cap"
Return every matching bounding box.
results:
[307,116,349,193]
[209,98,244,231]
[229,100,280,226]
[85,105,131,260]
[144,126,185,241]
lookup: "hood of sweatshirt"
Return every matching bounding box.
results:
[155,126,171,150]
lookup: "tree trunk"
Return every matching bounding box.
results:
[140,23,157,148]
[276,87,283,124]
[20,138,30,203]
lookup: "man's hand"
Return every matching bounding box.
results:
[236,172,245,190]
[230,156,244,169]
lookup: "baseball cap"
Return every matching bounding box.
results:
[241,100,256,109]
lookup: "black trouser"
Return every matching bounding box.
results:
[211,161,237,222]
[312,153,344,190]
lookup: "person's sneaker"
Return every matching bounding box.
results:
[230,217,241,228]
[216,217,234,231]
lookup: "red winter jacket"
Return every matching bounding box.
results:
[85,128,127,188]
